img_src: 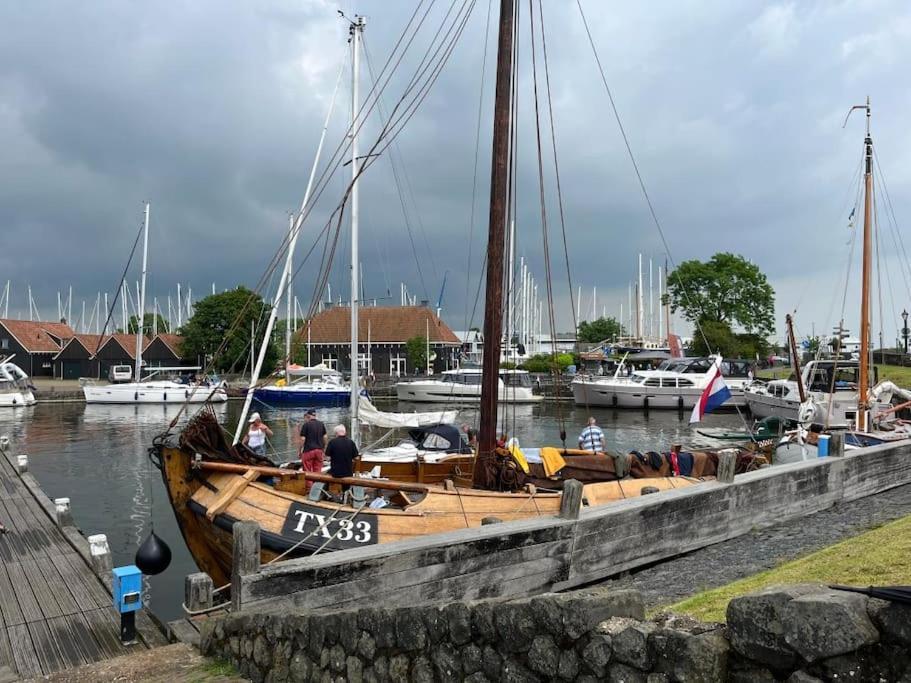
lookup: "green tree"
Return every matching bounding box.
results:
[577,316,624,343]
[666,253,775,337]
[519,352,575,373]
[405,336,427,372]
[179,287,277,373]
[126,313,169,335]
[689,320,740,358]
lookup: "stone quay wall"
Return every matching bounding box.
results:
[199,583,911,682]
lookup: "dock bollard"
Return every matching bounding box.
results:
[717,452,737,484]
[0,435,9,451]
[185,572,214,612]
[16,454,28,474]
[54,498,73,527]
[88,534,114,576]
[559,480,584,520]
[231,521,261,612]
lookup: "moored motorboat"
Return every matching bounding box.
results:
[395,368,542,403]
[0,357,36,407]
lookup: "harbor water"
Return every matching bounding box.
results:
[0,400,744,622]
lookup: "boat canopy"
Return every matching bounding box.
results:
[358,396,458,429]
[406,424,473,453]
[287,363,339,377]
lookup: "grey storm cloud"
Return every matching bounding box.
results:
[1,1,910,340]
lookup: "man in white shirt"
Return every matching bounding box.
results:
[578,416,605,453]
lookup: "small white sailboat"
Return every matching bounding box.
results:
[82,203,227,405]
[395,368,542,404]
[0,356,36,407]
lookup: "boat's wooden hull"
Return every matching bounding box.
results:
[158,446,700,587]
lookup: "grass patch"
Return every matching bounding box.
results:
[192,658,240,680]
[665,513,911,622]
[757,363,911,385]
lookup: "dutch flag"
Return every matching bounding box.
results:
[690,360,732,423]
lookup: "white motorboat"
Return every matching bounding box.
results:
[0,357,36,407]
[743,359,859,426]
[395,368,542,404]
[82,367,228,404]
[571,356,752,409]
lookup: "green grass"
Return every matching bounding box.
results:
[664,513,911,622]
[757,363,911,386]
[190,658,241,681]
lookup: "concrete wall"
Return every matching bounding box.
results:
[236,440,911,613]
[200,585,911,682]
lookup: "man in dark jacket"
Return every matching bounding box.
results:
[325,424,360,479]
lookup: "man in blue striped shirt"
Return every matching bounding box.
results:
[578,416,605,453]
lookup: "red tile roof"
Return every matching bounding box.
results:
[155,334,185,357]
[306,306,460,344]
[0,319,75,353]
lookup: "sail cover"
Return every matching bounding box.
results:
[286,363,339,377]
[359,396,457,429]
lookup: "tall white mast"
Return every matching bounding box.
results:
[134,202,150,381]
[232,48,346,443]
[592,286,596,322]
[177,283,182,328]
[349,15,365,445]
[637,254,644,340]
[649,258,654,340]
[658,265,663,341]
[284,213,294,377]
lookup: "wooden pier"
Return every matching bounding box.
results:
[0,441,166,680]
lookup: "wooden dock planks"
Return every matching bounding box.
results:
[0,447,154,678]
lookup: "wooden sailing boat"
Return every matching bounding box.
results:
[153,2,710,587]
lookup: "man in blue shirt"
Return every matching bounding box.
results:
[578,416,605,453]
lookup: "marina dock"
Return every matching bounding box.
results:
[0,440,165,680]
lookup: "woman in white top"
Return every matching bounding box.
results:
[243,412,273,456]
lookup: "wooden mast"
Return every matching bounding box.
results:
[786,314,806,403]
[474,0,515,484]
[851,98,873,431]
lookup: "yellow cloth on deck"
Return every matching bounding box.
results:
[275,378,286,387]
[540,447,567,477]
[508,442,530,474]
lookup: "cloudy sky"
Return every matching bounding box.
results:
[2,0,910,345]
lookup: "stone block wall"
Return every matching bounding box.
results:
[199,584,911,682]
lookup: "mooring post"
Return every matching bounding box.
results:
[231,521,260,611]
[88,534,114,576]
[185,572,214,612]
[613,452,628,478]
[16,454,28,474]
[559,479,583,520]
[829,431,845,457]
[54,497,73,527]
[717,451,737,484]
[0,434,9,452]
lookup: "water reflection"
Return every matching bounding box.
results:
[0,400,742,621]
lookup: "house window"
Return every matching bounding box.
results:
[0,338,8,350]
[322,354,337,370]
[358,353,371,374]
[390,354,406,377]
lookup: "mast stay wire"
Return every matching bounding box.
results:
[463,0,495,334]
[362,39,433,303]
[528,0,569,440]
[874,150,911,304]
[575,0,713,352]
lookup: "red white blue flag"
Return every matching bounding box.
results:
[690,361,732,423]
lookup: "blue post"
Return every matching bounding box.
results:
[112,565,143,644]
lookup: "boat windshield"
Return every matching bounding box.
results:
[500,372,531,388]
[808,365,859,392]
[442,373,483,385]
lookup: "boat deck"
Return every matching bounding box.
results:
[0,445,162,679]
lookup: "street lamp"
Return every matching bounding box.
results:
[902,309,909,354]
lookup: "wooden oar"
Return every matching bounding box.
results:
[195,460,432,494]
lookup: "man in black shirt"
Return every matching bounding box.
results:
[325,424,359,478]
[299,409,327,474]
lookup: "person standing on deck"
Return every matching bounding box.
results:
[299,409,328,473]
[578,416,605,453]
[325,424,360,480]
[243,413,272,456]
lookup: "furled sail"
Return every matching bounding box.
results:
[358,396,457,429]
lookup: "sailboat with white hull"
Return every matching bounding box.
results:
[82,203,227,405]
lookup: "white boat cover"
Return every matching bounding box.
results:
[358,396,457,429]
[287,363,339,377]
